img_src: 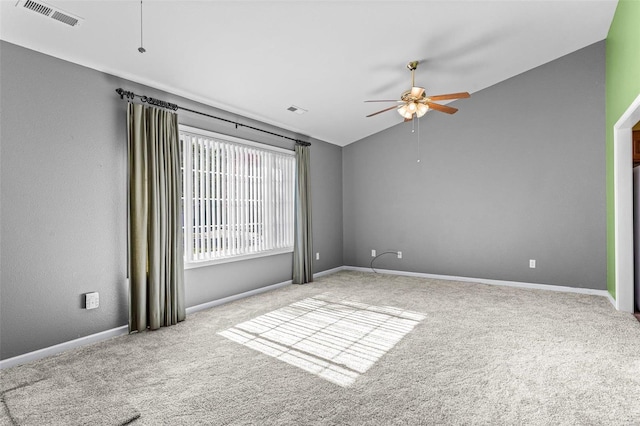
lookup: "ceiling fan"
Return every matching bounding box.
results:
[365,61,470,121]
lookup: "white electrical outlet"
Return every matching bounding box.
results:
[529,259,536,269]
[316,252,320,260]
[397,251,402,259]
[371,249,376,257]
[85,292,99,310]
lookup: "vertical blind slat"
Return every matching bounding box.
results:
[273,154,278,249]
[251,150,257,253]
[182,136,192,262]
[245,148,250,252]
[231,146,237,255]
[198,138,205,260]
[204,139,211,259]
[256,157,266,250]
[277,155,282,248]
[285,156,290,246]
[223,144,229,257]
[266,154,273,250]
[240,147,246,254]
[191,137,197,261]
[193,138,201,260]
[215,141,220,256]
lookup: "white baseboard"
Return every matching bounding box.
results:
[0,325,129,370]
[605,290,617,308]
[343,266,613,302]
[313,266,346,278]
[0,266,344,370]
[186,266,350,315]
[186,279,293,315]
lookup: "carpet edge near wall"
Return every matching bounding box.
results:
[0,265,614,370]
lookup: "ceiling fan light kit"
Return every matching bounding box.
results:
[365,60,469,122]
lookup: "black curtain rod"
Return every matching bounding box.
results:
[115,88,311,146]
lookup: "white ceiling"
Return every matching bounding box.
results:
[0,0,618,146]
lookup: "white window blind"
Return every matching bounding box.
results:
[180,126,295,266]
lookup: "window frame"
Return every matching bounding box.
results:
[180,124,296,269]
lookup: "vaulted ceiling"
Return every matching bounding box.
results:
[0,0,618,146]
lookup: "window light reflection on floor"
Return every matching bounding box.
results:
[218,294,426,387]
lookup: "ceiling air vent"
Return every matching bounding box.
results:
[51,10,79,26]
[22,0,51,16]
[287,105,308,115]
[16,0,83,27]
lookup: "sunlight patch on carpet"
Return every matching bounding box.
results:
[218,294,425,387]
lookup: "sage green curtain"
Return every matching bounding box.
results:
[128,102,185,332]
[293,144,313,284]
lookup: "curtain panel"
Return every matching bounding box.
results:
[293,144,313,284]
[128,102,186,332]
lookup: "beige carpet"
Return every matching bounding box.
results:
[2,270,640,425]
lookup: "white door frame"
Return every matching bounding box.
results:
[613,93,639,312]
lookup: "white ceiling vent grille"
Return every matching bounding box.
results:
[16,0,83,27]
[51,10,79,26]
[22,0,51,16]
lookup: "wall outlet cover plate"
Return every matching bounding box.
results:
[85,292,99,310]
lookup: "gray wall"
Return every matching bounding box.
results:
[343,41,606,289]
[0,38,606,360]
[0,41,343,360]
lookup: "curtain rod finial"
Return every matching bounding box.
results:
[116,89,135,100]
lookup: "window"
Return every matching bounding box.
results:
[180,125,295,267]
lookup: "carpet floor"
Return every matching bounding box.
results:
[2,270,640,425]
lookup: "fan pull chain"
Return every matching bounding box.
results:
[416,118,421,163]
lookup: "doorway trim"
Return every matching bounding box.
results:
[613,92,639,312]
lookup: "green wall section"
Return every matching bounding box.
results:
[605,0,640,297]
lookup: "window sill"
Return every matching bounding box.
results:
[184,247,294,269]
